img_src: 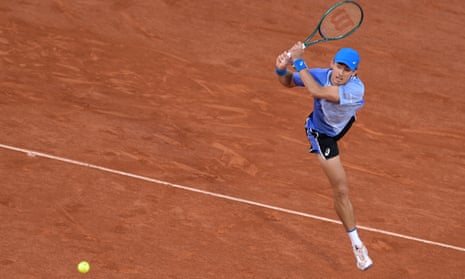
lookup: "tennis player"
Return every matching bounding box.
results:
[274,41,373,271]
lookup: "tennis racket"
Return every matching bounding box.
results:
[299,0,364,49]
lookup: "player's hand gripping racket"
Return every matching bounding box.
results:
[289,0,363,54]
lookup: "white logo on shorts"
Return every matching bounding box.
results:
[324,148,331,157]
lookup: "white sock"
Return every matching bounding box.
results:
[347,227,363,248]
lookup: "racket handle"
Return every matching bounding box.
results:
[286,42,306,58]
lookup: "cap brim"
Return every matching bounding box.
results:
[335,59,357,71]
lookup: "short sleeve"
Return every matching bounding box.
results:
[293,68,329,87]
[292,72,304,87]
[338,79,364,105]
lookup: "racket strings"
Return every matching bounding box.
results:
[319,4,362,39]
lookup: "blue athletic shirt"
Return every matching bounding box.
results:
[293,68,365,137]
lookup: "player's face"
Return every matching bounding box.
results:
[330,61,356,86]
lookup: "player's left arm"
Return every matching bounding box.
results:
[298,70,340,102]
[287,41,340,102]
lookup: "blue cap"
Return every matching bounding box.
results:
[334,48,360,71]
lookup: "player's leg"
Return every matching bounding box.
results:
[317,155,355,230]
[318,155,373,270]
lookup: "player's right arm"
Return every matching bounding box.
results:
[275,51,296,88]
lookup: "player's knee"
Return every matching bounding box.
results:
[333,183,350,202]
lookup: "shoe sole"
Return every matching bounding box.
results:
[359,263,373,271]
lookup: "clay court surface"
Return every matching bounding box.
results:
[1,0,465,278]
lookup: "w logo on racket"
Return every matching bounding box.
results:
[330,9,355,32]
[299,1,364,49]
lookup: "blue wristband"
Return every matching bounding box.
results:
[293,58,307,72]
[275,67,288,76]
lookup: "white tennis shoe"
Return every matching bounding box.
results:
[353,244,373,271]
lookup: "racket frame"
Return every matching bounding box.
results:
[303,0,364,49]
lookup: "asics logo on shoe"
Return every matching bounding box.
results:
[353,245,373,271]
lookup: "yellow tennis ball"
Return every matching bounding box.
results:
[77,261,90,273]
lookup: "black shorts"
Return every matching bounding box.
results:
[305,115,355,160]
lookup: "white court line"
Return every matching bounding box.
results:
[1,142,465,253]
